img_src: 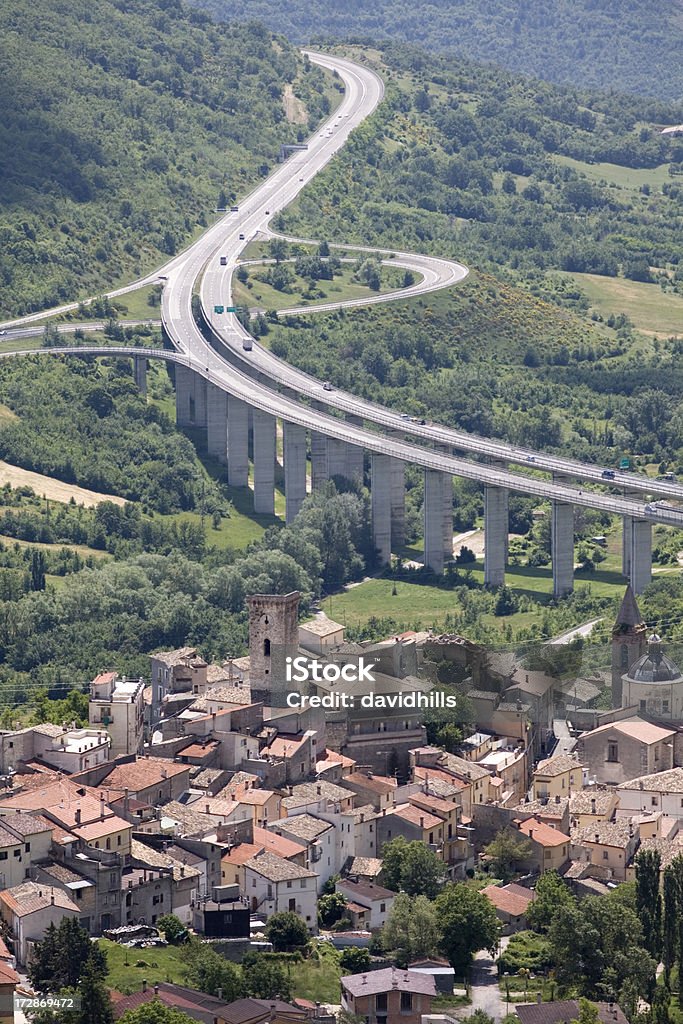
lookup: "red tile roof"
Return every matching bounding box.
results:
[517,818,570,847]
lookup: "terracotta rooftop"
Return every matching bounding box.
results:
[299,615,344,636]
[516,1000,629,1024]
[151,647,205,668]
[573,820,635,849]
[345,772,397,795]
[569,790,616,815]
[393,803,442,830]
[338,878,395,902]
[482,882,535,917]
[409,792,457,816]
[72,814,132,843]
[517,818,570,847]
[283,780,352,808]
[347,856,383,878]
[261,734,310,759]
[131,838,201,881]
[253,826,306,860]
[96,757,190,794]
[582,718,676,745]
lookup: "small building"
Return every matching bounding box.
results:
[343,771,397,813]
[515,818,571,874]
[111,981,235,1022]
[341,967,435,1024]
[243,851,318,931]
[571,820,639,881]
[220,997,308,1024]
[0,881,80,966]
[89,673,145,758]
[569,789,619,829]
[298,615,345,654]
[336,878,395,930]
[407,957,455,995]
[616,767,683,819]
[481,882,535,934]
[577,717,675,786]
[532,754,583,800]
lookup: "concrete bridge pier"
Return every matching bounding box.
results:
[371,454,392,565]
[194,374,207,428]
[391,459,406,550]
[552,500,575,598]
[442,474,453,563]
[622,516,633,578]
[628,518,652,595]
[345,415,365,483]
[206,384,228,462]
[284,423,307,524]
[227,396,249,488]
[328,438,349,482]
[252,410,276,515]
[424,470,448,574]
[310,431,329,490]
[175,364,194,427]
[134,356,147,396]
[484,485,508,587]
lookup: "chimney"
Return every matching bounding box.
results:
[316,785,321,795]
[75,808,81,826]
[161,768,167,780]
[594,834,599,842]
[206,804,210,814]
[526,674,529,684]
[555,795,560,804]
[591,798,596,813]
[420,816,425,827]
[51,894,55,906]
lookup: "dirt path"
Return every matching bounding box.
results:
[0,461,126,507]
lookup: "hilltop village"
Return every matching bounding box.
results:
[0,585,679,1020]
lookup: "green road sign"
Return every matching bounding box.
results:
[214,305,224,314]
[619,457,630,470]
[226,306,237,313]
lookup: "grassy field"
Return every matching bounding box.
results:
[289,943,342,1003]
[101,939,189,994]
[565,272,683,337]
[553,154,673,191]
[0,534,110,560]
[0,460,126,507]
[232,261,408,312]
[114,284,162,321]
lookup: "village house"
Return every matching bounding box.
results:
[576,718,675,786]
[481,882,535,933]
[341,967,436,1024]
[89,672,145,758]
[532,754,584,800]
[0,881,80,966]
[616,767,683,819]
[571,820,640,881]
[243,851,318,931]
[336,878,395,930]
[515,818,571,874]
[569,789,619,829]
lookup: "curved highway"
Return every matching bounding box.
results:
[2,50,683,519]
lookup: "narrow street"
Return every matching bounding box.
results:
[467,937,511,1022]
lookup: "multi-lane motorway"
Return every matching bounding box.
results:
[2,50,683,531]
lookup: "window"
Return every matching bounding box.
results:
[106,839,111,850]
[300,879,306,888]
[264,639,271,657]
[376,995,388,1012]
[286,880,292,889]
[663,700,670,714]
[640,700,647,712]
[652,796,659,806]
[621,644,629,668]
[380,902,386,913]
[607,742,618,762]
[401,992,413,1012]
[603,851,609,860]
[429,832,433,844]
[24,843,30,853]
[7,742,12,750]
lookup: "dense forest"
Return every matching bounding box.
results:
[193,0,683,99]
[0,0,333,316]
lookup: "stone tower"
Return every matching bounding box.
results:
[612,584,647,708]
[247,592,300,707]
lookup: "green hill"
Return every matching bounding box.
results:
[0,0,332,316]
[191,0,683,100]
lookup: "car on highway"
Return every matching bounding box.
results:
[0,331,6,337]
[220,256,227,266]
[400,413,410,420]
[322,382,333,391]
[299,176,304,181]
[239,233,245,240]
[231,206,239,212]
[526,455,536,463]
[601,469,615,479]
[265,210,270,215]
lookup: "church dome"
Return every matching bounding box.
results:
[626,635,683,684]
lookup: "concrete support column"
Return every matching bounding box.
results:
[194,375,207,428]
[552,500,574,599]
[391,459,406,549]
[206,384,228,462]
[345,415,365,482]
[622,515,633,577]
[252,409,276,515]
[175,364,193,427]
[227,396,249,488]
[371,454,392,566]
[310,431,329,490]
[484,486,508,587]
[424,470,447,574]
[134,356,147,397]
[284,422,307,524]
[442,474,453,562]
[328,438,349,481]
[629,519,652,595]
